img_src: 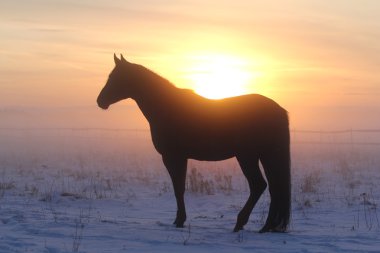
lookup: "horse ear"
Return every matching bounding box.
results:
[120,54,129,64]
[114,53,121,65]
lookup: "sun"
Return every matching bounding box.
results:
[187,54,254,99]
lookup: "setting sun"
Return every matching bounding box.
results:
[186,54,256,99]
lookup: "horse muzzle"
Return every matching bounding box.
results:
[97,97,110,110]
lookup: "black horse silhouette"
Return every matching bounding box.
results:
[97,54,291,233]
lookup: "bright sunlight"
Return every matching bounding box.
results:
[187,54,255,99]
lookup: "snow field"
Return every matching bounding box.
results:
[0,129,379,252]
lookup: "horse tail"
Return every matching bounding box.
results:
[260,111,291,232]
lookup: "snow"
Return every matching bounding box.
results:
[0,129,379,252]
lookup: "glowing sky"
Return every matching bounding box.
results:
[1,0,380,129]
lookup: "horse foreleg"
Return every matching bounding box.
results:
[162,155,188,228]
[234,155,267,232]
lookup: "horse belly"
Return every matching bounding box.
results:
[183,133,240,161]
[187,146,236,161]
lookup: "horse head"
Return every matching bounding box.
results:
[97,54,134,109]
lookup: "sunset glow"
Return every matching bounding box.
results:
[186,54,256,99]
[1,0,380,129]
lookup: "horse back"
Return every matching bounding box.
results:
[173,91,287,130]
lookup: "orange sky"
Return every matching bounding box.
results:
[1,0,380,130]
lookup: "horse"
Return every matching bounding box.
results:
[97,54,291,233]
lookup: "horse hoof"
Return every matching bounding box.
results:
[258,224,269,233]
[176,223,185,228]
[174,218,185,228]
[233,225,244,232]
[259,224,287,233]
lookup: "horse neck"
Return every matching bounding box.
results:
[130,65,177,125]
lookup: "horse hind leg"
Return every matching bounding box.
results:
[259,145,291,233]
[233,154,267,232]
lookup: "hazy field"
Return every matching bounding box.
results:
[1,128,379,252]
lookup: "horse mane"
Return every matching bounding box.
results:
[132,63,180,94]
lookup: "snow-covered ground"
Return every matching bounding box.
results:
[0,129,379,252]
